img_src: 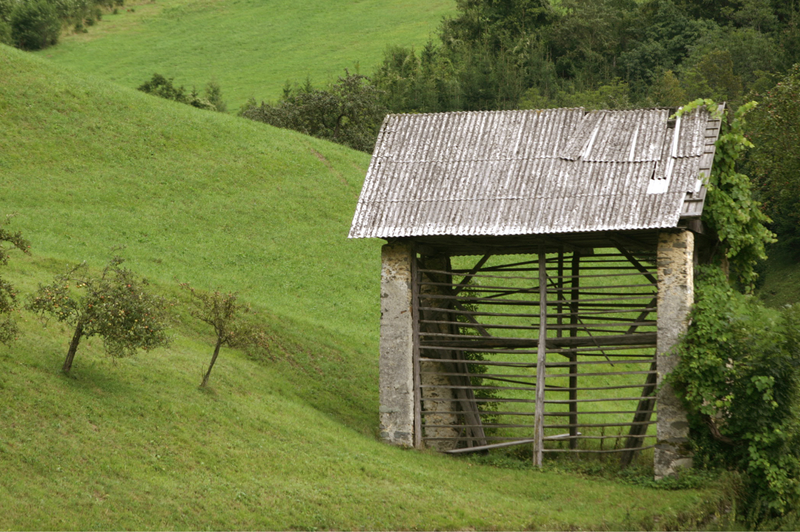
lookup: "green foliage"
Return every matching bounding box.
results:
[438,0,554,53]
[747,64,800,255]
[0,20,12,45]
[26,257,170,372]
[0,215,30,345]
[180,284,273,387]
[204,80,226,113]
[9,0,61,50]
[671,265,800,520]
[241,71,387,152]
[137,73,222,111]
[677,99,775,292]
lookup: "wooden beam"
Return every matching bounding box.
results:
[534,245,548,467]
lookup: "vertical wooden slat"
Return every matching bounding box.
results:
[557,247,564,341]
[412,254,422,449]
[569,251,580,448]
[534,246,548,467]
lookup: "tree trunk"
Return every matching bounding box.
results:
[201,337,223,387]
[63,322,84,373]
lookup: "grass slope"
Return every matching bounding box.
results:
[0,45,730,529]
[38,0,456,110]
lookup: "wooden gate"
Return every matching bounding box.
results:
[412,246,659,465]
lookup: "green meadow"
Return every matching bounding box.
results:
[37,0,456,110]
[0,44,735,529]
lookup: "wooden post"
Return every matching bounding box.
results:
[412,255,422,449]
[533,246,548,467]
[569,251,580,449]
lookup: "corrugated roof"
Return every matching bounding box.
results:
[349,106,720,239]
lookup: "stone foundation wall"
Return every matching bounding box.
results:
[655,230,694,478]
[378,241,415,447]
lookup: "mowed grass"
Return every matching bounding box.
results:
[38,0,456,109]
[0,45,731,529]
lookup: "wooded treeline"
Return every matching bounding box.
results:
[373,0,799,113]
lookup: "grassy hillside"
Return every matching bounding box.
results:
[0,45,732,529]
[37,0,456,110]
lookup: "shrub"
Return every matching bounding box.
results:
[204,80,226,113]
[677,99,775,291]
[241,70,387,153]
[10,0,61,50]
[27,257,170,373]
[138,73,224,112]
[670,265,800,521]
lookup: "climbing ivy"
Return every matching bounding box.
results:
[676,99,776,292]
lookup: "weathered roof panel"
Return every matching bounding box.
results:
[350,106,721,239]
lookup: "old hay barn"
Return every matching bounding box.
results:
[350,106,723,477]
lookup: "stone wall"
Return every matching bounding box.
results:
[378,241,415,447]
[654,230,694,478]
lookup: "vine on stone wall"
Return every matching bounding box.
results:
[676,99,776,292]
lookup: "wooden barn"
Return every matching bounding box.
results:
[349,106,723,477]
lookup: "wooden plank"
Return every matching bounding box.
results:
[545,421,655,429]
[452,254,492,296]
[543,445,657,454]
[612,242,658,285]
[419,306,656,318]
[412,255,423,449]
[534,246,548,467]
[420,319,656,330]
[421,332,657,349]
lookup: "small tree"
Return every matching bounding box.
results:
[0,215,30,345]
[27,257,170,373]
[180,284,261,387]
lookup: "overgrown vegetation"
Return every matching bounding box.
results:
[240,71,386,152]
[671,266,800,523]
[0,215,29,344]
[138,73,226,112]
[371,0,800,114]
[26,257,171,372]
[676,99,775,292]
